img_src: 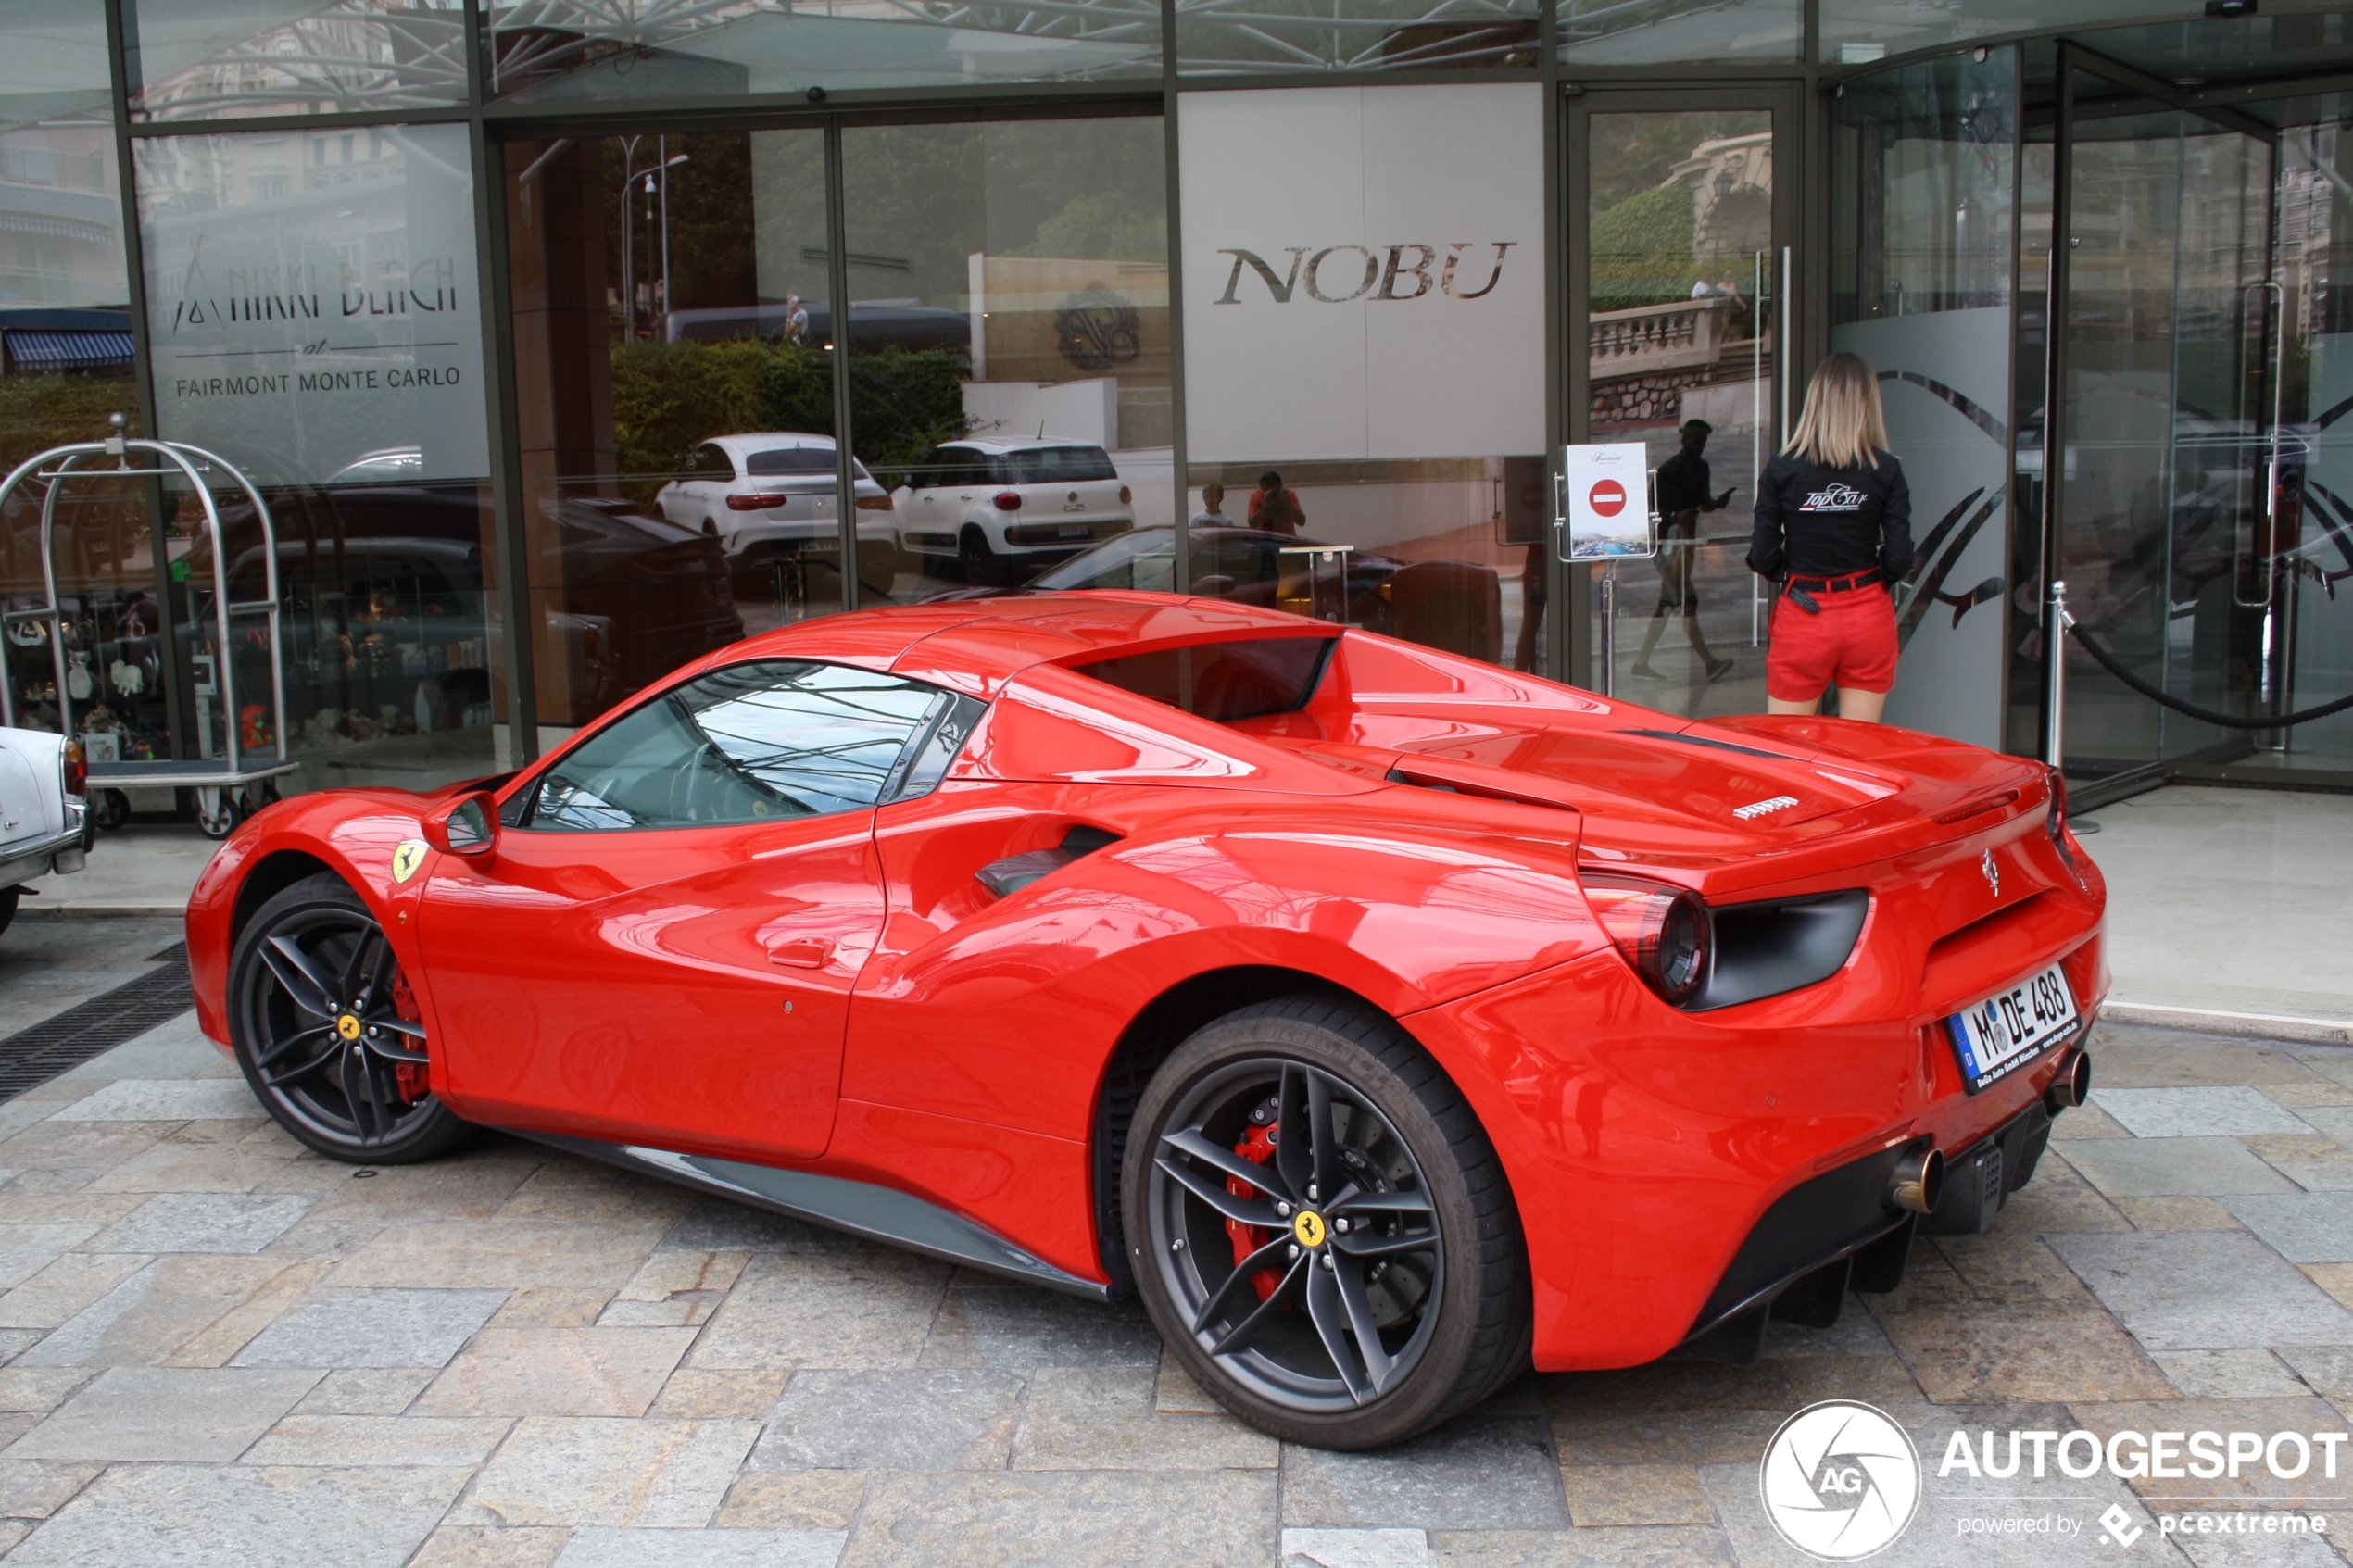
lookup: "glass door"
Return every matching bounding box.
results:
[1572,90,1796,715]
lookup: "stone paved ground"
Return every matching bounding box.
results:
[0,999,2348,1565]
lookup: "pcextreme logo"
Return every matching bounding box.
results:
[1212,243,1516,305]
[1760,1401,1922,1560]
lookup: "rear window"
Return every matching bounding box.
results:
[746,447,872,480]
[1074,636,1335,723]
[999,446,1116,485]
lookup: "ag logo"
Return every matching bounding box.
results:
[1758,1400,1919,1560]
[390,839,429,885]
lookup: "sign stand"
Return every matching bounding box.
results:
[1556,443,1659,699]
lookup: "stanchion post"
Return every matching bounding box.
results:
[1598,563,1617,698]
[2045,578,2071,766]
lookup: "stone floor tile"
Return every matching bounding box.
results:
[2115,1197,2247,1231]
[2172,1532,2342,1567]
[489,1288,612,1327]
[2049,1102,2133,1140]
[2091,1086,2316,1138]
[1933,1236,2105,1310]
[919,1283,1162,1369]
[87,1192,315,1253]
[329,1221,668,1291]
[0,1123,164,1173]
[657,1200,865,1254]
[2068,1395,2350,1505]
[837,1470,1276,1568]
[15,1254,294,1367]
[0,1325,39,1359]
[651,1368,791,1420]
[686,1250,950,1372]
[458,1415,761,1529]
[716,1470,866,1529]
[243,1412,512,1465]
[166,1257,337,1367]
[0,1253,150,1331]
[1544,1361,1800,1420]
[0,1372,93,1414]
[84,1141,308,1196]
[1156,1353,1225,1415]
[2263,1083,2353,1111]
[2095,1036,2322,1089]
[0,1461,98,1520]
[1557,1464,1716,1527]
[0,1226,101,1290]
[232,1286,509,1369]
[2061,1138,2298,1198]
[294,1367,437,1414]
[2226,1194,2353,1263]
[2150,1349,2313,1399]
[296,1151,545,1226]
[598,1251,747,1328]
[554,1526,849,1568]
[1013,1366,1279,1470]
[44,1080,262,1123]
[751,1367,1023,1471]
[1870,1305,2179,1403]
[5,1365,321,1461]
[1991,1159,2133,1234]
[2267,1152,2353,1193]
[1283,1414,1569,1530]
[1773,1354,1928,1409]
[2272,1346,2353,1403]
[1548,1406,1785,1468]
[1284,1526,1435,1567]
[0,1194,141,1227]
[1431,1526,1736,1566]
[415,1325,697,1418]
[494,1184,695,1229]
[410,1524,574,1568]
[2290,1107,2353,1147]
[2050,1231,2353,1349]
[4,1461,466,1568]
[2301,1264,2353,1311]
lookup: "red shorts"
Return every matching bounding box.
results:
[1767,583,1898,702]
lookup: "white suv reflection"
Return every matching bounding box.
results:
[654,433,893,572]
[892,438,1133,586]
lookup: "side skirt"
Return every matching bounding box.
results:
[508,1130,1114,1302]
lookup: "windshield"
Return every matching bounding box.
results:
[1000,446,1116,484]
[1029,527,1180,593]
[746,447,874,481]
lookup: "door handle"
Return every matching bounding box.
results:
[765,937,831,969]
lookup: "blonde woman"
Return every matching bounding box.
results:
[1746,352,1913,722]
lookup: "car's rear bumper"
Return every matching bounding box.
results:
[0,813,85,888]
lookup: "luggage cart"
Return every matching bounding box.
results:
[0,421,295,838]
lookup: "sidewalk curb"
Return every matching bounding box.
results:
[2104,998,2353,1048]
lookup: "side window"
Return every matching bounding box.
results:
[692,444,733,479]
[523,660,962,832]
[906,447,939,490]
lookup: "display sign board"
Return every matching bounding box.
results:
[1561,443,1655,560]
[1176,83,1546,464]
[133,122,490,486]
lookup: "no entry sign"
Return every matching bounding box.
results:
[1561,443,1655,559]
[1588,478,1627,518]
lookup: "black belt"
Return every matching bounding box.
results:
[1786,570,1881,595]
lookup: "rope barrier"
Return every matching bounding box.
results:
[2064,621,2353,731]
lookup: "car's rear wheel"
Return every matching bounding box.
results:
[960,528,1001,588]
[1124,997,1530,1449]
[229,872,468,1164]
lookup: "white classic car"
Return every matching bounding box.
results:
[0,729,88,935]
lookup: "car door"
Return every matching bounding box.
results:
[416,658,963,1160]
[669,443,734,530]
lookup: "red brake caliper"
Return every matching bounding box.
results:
[388,969,428,1101]
[1227,1121,1283,1302]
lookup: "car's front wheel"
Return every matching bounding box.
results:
[228,872,469,1164]
[960,528,1002,588]
[1124,997,1530,1448]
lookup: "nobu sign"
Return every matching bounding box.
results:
[1214,244,1516,305]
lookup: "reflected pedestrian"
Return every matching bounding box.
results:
[1190,482,1234,528]
[1249,470,1303,536]
[1748,352,1912,723]
[1633,419,1734,683]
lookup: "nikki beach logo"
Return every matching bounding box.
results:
[162,237,463,336]
[1213,242,1516,305]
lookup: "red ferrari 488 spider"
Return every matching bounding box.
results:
[187,592,2104,1448]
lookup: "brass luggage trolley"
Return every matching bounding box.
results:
[0,422,295,837]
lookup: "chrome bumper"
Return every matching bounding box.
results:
[0,809,86,888]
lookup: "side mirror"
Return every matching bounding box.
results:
[422,791,499,857]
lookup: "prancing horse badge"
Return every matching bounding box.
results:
[391,839,429,885]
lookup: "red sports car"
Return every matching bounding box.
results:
[186,593,2104,1449]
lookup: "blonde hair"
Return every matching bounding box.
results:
[1783,352,1890,470]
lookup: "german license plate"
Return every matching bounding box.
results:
[1946,963,2079,1094]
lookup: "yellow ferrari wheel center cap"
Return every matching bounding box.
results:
[1291,1210,1327,1248]
[335,1014,362,1042]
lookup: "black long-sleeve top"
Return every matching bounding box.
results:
[1746,450,1914,583]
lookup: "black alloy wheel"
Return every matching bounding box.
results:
[960,529,1001,588]
[1126,997,1530,1449]
[228,872,468,1163]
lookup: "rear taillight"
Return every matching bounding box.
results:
[62,740,85,800]
[1582,874,1710,1005]
[1118,485,1132,504]
[993,491,1023,511]
[854,495,893,512]
[726,493,795,511]
[2045,767,2076,868]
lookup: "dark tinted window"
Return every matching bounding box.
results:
[689,444,734,478]
[743,446,871,480]
[1001,446,1116,484]
[1075,637,1336,724]
[527,660,950,831]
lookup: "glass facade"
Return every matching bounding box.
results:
[12,0,2353,819]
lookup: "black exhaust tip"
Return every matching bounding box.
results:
[1889,1144,1944,1214]
[2045,1050,2093,1113]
